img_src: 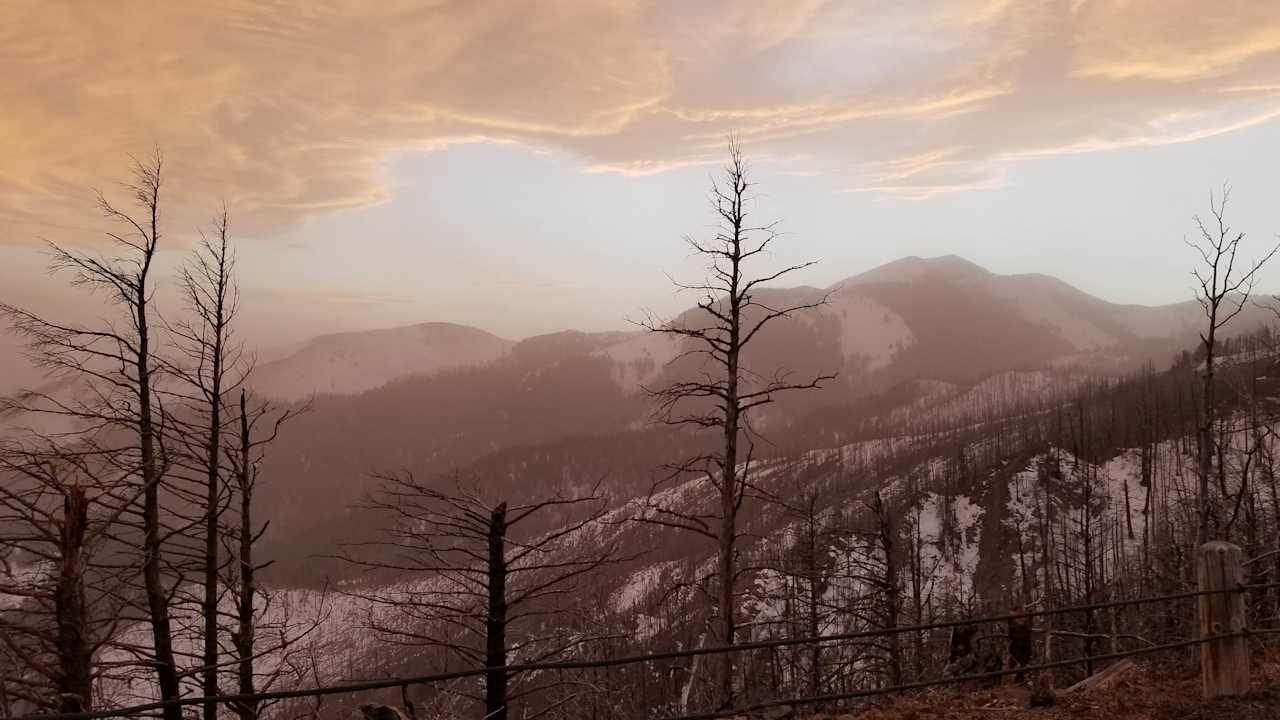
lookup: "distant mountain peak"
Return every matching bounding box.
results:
[304,321,507,346]
[838,254,991,288]
[927,253,989,272]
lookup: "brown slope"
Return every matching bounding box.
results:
[249,321,513,401]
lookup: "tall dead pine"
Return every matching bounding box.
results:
[638,140,832,709]
[1185,189,1279,544]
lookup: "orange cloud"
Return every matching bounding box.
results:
[1,0,1279,234]
[1071,0,1280,81]
[0,1,670,238]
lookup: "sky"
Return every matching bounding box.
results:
[4,0,1280,384]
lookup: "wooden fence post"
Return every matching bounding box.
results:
[1197,541,1249,698]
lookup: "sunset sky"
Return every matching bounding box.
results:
[4,0,1280,381]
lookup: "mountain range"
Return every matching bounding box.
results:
[209,254,1273,584]
[245,254,1255,404]
[198,254,1280,711]
[3,254,1271,580]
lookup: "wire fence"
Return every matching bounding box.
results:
[6,580,1280,720]
[665,632,1253,720]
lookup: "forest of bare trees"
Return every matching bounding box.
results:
[0,155,318,718]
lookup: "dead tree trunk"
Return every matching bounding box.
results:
[233,391,258,720]
[220,390,300,720]
[807,530,821,699]
[638,140,832,711]
[54,486,92,711]
[873,492,902,686]
[485,502,509,720]
[718,398,739,707]
[127,158,182,720]
[191,213,233,720]
[340,477,617,719]
[909,504,925,681]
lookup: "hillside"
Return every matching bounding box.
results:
[239,255,1279,575]
[10,254,1269,585]
[247,321,513,401]
[184,343,1280,720]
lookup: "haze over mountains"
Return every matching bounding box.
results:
[3,253,1268,578]
[137,252,1258,584]
[241,254,1259,405]
[248,322,513,401]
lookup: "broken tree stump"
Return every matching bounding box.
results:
[1062,658,1135,694]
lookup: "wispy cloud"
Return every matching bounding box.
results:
[1070,0,1280,81]
[1,0,1278,234]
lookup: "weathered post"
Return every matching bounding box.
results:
[1197,541,1249,698]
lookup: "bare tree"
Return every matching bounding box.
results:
[338,474,625,720]
[1186,187,1280,543]
[637,140,833,708]
[230,390,258,720]
[221,389,305,720]
[0,152,183,719]
[166,206,241,720]
[868,491,902,687]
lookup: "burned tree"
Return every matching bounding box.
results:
[229,390,261,720]
[160,206,315,720]
[637,140,833,708]
[1186,187,1279,543]
[166,206,242,720]
[869,491,902,687]
[0,448,134,713]
[212,388,305,720]
[0,152,182,718]
[1,155,321,715]
[339,474,623,720]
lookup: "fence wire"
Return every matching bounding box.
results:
[6,581,1279,720]
[663,631,1244,720]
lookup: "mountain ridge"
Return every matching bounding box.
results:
[245,254,1261,401]
[247,320,513,401]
